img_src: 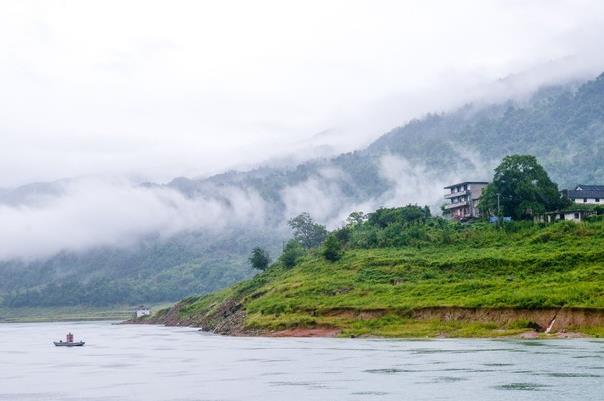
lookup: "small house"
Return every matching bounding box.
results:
[134,305,151,318]
[563,185,604,205]
[534,209,595,224]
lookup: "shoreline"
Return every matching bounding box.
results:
[132,320,596,340]
[131,303,604,339]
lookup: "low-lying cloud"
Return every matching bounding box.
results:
[0,178,267,261]
[0,146,494,262]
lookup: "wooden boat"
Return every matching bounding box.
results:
[54,340,85,347]
[54,332,85,347]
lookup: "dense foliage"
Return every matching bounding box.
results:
[288,213,328,249]
[249,248,271,271]
[342,205,441,249]
[321,235,343,262]
[1,228,282,307]
[480,155,570,219]
[279,240,307,268]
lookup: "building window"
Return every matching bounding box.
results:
[584,198,588,203]
[597,198,600,203]
[574,213,580,219]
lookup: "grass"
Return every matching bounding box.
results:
[0,303,173,323]
[176,220,604,337]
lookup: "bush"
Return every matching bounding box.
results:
[322,235,343,262]
[279,240,306,268]
[249,247,271,271]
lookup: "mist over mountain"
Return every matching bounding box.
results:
[2,72,604,307]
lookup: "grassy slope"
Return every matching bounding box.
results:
[173,220,604,337]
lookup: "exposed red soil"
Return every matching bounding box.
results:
[269,327,341,337]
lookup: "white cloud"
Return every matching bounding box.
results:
[1,1,604,260]
[280,168,350,225]
[0,178,267,261]
[1,1,604,186]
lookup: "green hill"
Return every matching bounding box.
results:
[152,216,604,338]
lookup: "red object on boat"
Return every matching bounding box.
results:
[66,333,74,343]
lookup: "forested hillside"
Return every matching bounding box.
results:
[2,73,604,308]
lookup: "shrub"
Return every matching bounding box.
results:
[249,247,271,271]
[279,240,306,268]
[321,235,343,262]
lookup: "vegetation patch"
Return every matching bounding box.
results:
[161,217,604,337]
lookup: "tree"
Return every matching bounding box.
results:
[279,239,306,268]
[321,234,343,262]
[479,155,570,220]
[346,211,367,226]
[288,212,328,248]
[249,247,271,271]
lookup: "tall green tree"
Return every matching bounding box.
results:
[288,212,328,248]
[346,211,367,226]
[249,247,271,271]
[479,155,569,220]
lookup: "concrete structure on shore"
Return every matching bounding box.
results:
[134,306,151,318]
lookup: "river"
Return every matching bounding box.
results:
[0,321,602,401]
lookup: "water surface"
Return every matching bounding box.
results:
[0,321,602,400]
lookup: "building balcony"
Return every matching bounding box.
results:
[444,190,469,199]
[445,201,468,209]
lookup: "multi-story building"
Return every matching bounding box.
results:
[563,185,604,205]
[444,181,489,220]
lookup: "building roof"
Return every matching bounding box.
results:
[575,184,604,191]
[566,186,604,199]
[443,181,489,189]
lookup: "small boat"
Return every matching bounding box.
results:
[54,332,85,347]
[54,340,85,347]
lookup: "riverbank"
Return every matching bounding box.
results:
[139,301,604,339]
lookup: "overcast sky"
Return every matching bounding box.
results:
[1,0,604,188]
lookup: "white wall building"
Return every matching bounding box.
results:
[564,185,604,205]
[134,306,151,318]
[534,210,594,223]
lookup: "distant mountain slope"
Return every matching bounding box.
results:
[2,72,604,307]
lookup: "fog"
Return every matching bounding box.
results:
[0,178,268,261]
[2,1,604,261]
[2,1,604,187]
[0,147,495,261]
